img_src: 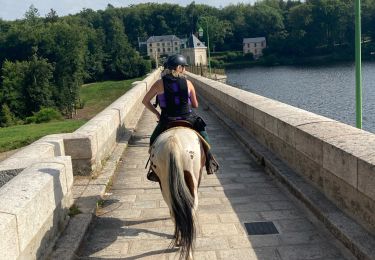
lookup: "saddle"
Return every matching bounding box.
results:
[163,120,210,152]
[146,121,216,182]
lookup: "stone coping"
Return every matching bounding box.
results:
[187,72,375,234]
[0,156,73,260]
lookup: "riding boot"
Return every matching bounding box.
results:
[205,149,219,175]
[147,167,160,182]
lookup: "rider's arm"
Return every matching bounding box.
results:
[142,80,162,120]
[188,80,198,108]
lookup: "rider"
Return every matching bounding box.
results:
[142,54,219,181]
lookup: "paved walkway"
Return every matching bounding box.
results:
[77,106,353,260]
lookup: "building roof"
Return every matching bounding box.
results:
[146,35,181,43]
[186,34,206,48]
[243,37,266,43]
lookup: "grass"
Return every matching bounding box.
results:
[78,77,143,119]
[0,120,86,153]
[0,77,144,153]
[68,204,82,217]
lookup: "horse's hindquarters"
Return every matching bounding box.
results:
[150,127,204,259]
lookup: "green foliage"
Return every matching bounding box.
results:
[25,107,63,124]
[68,204,82,217]
[0,104,16,127]
[1,55,54,119]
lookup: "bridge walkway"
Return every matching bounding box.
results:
[76,105,354,260]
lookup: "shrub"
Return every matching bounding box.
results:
[0,104,16,127]
[25,107,63,124]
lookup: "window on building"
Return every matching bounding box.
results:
[248,43,250,48]
[261,42,263,47]
[175,47,178,51]
[254,49,257,54]
[167,42,170,46]
[158,48,160,52]
[149,43,152,47]
[162,43,165,47]
[149,49,152,53]
[254,43,257,47]
[168,48,170,51]
[174,42,178,45]
[157,43,160,46]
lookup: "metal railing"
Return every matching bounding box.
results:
[187,65,225,77]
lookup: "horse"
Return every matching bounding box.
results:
[149,127,206,259]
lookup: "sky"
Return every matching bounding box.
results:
[0,0,255,21]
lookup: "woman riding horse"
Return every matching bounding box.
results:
[142,54,219,182]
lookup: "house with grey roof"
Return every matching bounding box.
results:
[146,35,182,58]
[243,37,266,59]
[181,34,207,66]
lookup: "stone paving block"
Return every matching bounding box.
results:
[274,218,315,233]
[201,223,240,236]
[196,213,220,224]
[135,193,164,201]
[141,208,170,218]
[85,241,130,257]
[260,210,302,220]
[278,231,325,245]
[109,194,137,203]
[252,247,282,260]
[268,201,296,210]
[277,244,342,260]
[129,239,171,254]
[198,197,222,205]
[217,248,258,259]
[233,202,272,212]
[132,200,157,209]
[191,251,218,260]
[102,209,142,219]
[195,236,230,251]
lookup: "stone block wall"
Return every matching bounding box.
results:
[0,156,73,260]
[188,72,375,234]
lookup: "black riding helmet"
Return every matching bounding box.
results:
[166,54,189,70]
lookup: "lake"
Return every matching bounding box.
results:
[226,62,375,133]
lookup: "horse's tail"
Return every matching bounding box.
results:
[166,136,195,259]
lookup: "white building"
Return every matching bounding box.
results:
[146,35,182,59]
[243,37,266,59]
[180,34,207,66]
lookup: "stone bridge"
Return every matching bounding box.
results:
[0,69,374,260]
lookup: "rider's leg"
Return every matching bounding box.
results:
[150,121,165,146]
[147,122,166,182]
[198,130,219,175]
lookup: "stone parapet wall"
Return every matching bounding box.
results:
[64,69,161,175]
[187,72,375,234]
[0,68,161,259]
[0,156,73,260]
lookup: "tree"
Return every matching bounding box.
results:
[45,9,59,23]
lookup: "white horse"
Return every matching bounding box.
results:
[149,127,206,259]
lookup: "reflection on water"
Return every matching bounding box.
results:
[227,62,375,133]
